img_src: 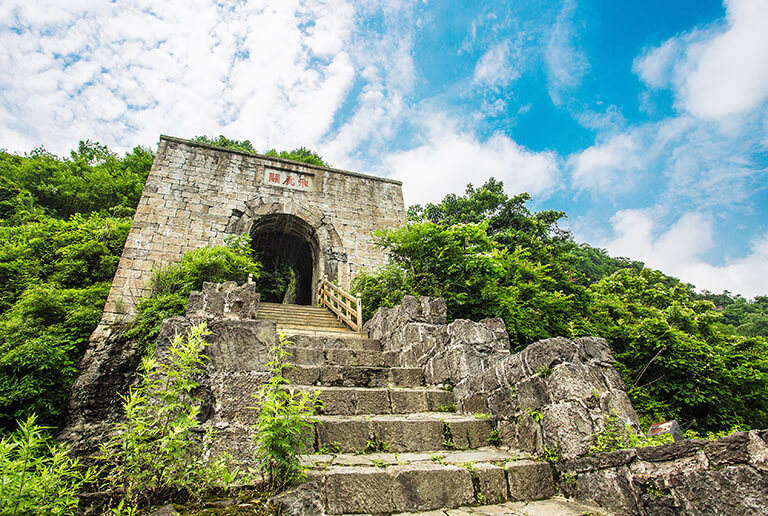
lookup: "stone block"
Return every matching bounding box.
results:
[389,388,429,413]
[504,460,555,501]
[474,463,508,503]
[323,467,397,514]
[392,464,474,512]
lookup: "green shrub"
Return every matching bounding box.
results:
[99,323,235,510]
[589,412,672,455]
[122,235,260,353]
[251,332,319,490]
[0,414,96,515]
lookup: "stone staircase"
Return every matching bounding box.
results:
[277,329,558,515]
[249,301,609,514]
[257,302,357,336]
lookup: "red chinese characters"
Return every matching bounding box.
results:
[265,170,310,189]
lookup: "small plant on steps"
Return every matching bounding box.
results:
[251,331,320,491]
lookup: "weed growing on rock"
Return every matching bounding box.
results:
[100,323,235,510]
[365,435,389,453]
[589,412,673,455]
[0,415,96,515]
[542,444,561,464]
[251,332,320,491]
[438,402,457,413]
[487,429,501,446]
[527,408,544,422]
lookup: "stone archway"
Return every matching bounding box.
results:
[225,199,347,304]
[249,213,318,305]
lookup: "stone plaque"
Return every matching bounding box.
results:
[264,168,313,191]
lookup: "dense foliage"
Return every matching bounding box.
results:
[193,134,329,167]
[353,179,768,433]
[0,142,153,430]
[0,415,96,515]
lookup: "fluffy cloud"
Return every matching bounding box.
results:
[473,40,522,89]
[0,0,360,154]
[569,133,643,195]
[603,209,768,298]
[386,115,560,206]
[634,0,768,121]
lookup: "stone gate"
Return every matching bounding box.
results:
[101,135,405,325]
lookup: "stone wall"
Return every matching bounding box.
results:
[102,135,405,325]
[364,296,640,459]
[557,431,768,515]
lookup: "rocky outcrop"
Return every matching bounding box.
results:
[557,430,768,515]
[365,295,640,459]
[61,281,273,458]
[186,281,259,319]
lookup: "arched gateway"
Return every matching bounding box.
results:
[100,135,405,326]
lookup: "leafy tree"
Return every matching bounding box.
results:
[0,142,153,219]
[192,134,256,153]
[0,214,132,429]
[355,179,768,433]
[585,268,768,431]
[264,147,328,167]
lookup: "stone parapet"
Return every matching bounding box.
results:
[364,295,641,459]
[186,281,260,320]
[557,430,768,515]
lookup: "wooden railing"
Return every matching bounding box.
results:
[316,277,363,332]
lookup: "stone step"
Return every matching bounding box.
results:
[285,365,424,388]
[312,413,493,453]
[257,302,350,330]
[285,334,382,352]
[280,327,367,337]
[291,385,455,415]
[286,346,397,367]
[388,497,612,516]
[302,454,556,514]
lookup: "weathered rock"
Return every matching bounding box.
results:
[186,281,260,320]
[59,330,143,456]
[557,431,768,516]
[505,460,555,501]
[367,296,641,459]
[271,482,325,516]
[148,505,180,516]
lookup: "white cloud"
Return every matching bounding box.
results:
[544,0,589,106]
[0,0,360,154]
[603,209,768,298]
[634,0,768,121]
[569,133,642,194]
[473,40,521,88]
[385,115,560,206]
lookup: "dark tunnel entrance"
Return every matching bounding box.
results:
[250,214,319,305]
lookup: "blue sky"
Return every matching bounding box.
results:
[1,0,767,296]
